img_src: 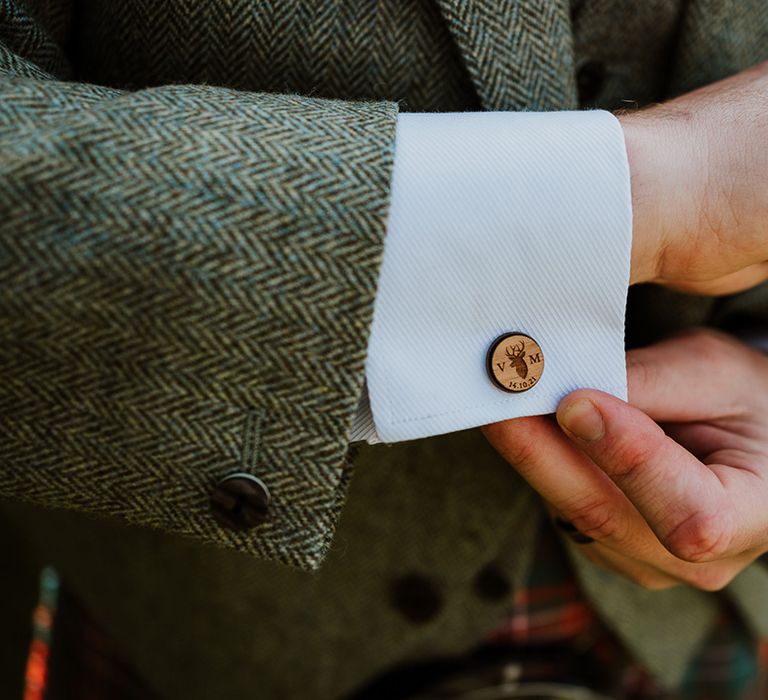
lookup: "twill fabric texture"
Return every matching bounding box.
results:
[2,1,768,698]
[366,109,632,442]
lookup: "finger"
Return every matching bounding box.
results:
[482,417,644,548]
[548,504,756,592]
[586,536,759,592]
[576,540,682,591]
[662,421,743,461]
[666,262,768,296]
[544,503,680,589]
[556,390,738,563]
[627,330,755,422]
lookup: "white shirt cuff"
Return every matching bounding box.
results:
[354,110,633,444]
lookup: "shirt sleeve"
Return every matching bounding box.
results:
[353,110,633,444]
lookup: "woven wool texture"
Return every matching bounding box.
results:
[4,1,768,696]
[2,0,768,577]
[0,0,584,570]
[1,0,406,569]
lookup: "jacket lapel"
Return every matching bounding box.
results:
[435,0,578,112]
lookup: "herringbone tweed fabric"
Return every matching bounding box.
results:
[0,0,587,569]
[435,0,578,111]
[0,0,407,569]
[4,0,765,578]
[71,0,480,112]
[5,0,768,695]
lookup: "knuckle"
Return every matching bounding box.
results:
[626,352,659,401]
[664,510,734,563]
[500,433,541,473]
[567,499,625,543]
[682,567,738,592]
[607,439,657,482]
[484,419,543,472]
[682,328,732,363]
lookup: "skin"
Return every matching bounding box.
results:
[484,329,768,591]
[484,61,768,590]
[626,60,768,294]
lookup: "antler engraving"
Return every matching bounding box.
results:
[505,341,528,379]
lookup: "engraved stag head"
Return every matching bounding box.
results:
[505,341,528,379]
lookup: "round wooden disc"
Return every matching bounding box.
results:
[486,333,545,393]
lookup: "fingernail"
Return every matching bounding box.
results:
[557,399,604,442]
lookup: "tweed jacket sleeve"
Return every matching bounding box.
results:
[0,1,398,569]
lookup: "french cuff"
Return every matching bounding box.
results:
[362,110,633,443]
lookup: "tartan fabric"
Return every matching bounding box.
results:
[36,535,766,700]
[485,529,766,700]
[44,583,158,700]
[4,0,768,695]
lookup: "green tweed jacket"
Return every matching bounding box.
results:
[2,0,768,697]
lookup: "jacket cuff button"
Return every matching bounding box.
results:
[210,472,270,531]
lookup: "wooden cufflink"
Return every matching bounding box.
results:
[486,332,545,393]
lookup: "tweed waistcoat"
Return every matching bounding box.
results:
[2,0,768,698]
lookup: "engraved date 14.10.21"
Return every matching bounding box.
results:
[486,333,545,394]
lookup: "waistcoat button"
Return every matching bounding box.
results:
[390,573,443,625]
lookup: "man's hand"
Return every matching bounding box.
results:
[483,329,768,591]
[626,61,768,295]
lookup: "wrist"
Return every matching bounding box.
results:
[618,111,697,286]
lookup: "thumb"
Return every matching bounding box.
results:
[556,389,736,563]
